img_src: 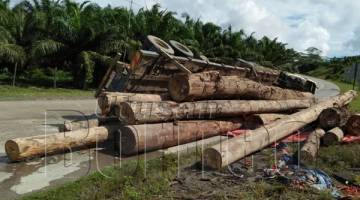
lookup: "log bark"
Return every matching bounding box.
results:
[116,120,242,155]
[203,90,357,169]
[318,107,350,130]
[243,114,287,129]
[168,71,314,102]
[98,92,163,115]
[299,128,326,162]
[6,125,122,162]
[116,99,313,124]
[322,127,344,146]
[346,114,360,136]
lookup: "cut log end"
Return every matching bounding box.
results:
[346,114,360,136]
[322,133,339,146]
[168,75,189,102]
[319,109,341,129]
[116,104,136,124]
[203,148,223,170]
[322,127,344,146]
[116,127,137,155]
[5,140,19,161]
[318,107,350,130]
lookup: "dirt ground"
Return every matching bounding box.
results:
[169,145,360,200]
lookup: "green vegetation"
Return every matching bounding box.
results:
[0,0,305,90]
[308,144,360,173]
[0,68,93,100]
[0,85,93,100]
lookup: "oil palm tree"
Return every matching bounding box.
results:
[30,0,125,88]
[0,1,27,85]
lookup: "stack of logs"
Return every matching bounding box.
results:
[4,70,359,170]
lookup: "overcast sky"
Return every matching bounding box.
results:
[11,0,360,57]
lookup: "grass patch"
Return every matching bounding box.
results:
[305,144,360,172]
[0,85,93,100]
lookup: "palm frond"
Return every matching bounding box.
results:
[0,42,26,66]
[31,39,66,58]
[0,26,14,43]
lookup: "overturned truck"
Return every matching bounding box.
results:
[95,35,316,99]
[7,35,333,164]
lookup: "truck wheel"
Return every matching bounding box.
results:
[169,40,194,57]
[146,35,174,55]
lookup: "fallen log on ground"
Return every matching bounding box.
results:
[322,127,344,146]
[203,90,357,169]
[6,125,122,162]
[243,114,287,129]
[318,107,350,130]
[98,92,164,115]
[116,120,243,155]
[116,99,313,124]
[346,114,360,136]
[168,71,314,102]
[299,128,325,162]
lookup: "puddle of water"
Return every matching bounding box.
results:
[10,153,91,194]
[25,161,41,166]
[0,172,12,183]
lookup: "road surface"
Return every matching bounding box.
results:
[303,75,340,101]
[0,77,340,199]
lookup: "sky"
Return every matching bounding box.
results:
[11,0,360,57]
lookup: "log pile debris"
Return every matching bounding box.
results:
[4,36,358,168]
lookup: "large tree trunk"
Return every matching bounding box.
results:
[116,99,314,124]
[12,63,17,86]
[318,107,350,130]
[116,120,242,155]
[98,92,164,115]
[299,128,326,162]
[346,114,360,136]
[203,90,357,169]
[6,125,121,162]
[322,127,344,146]
[168,71,314,102]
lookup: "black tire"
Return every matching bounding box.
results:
[146,35,174,55]
[169,40,194,57]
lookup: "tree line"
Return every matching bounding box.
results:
[0,0,357,88]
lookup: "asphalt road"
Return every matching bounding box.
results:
[0,77,340,199]
[302,75,340,101]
